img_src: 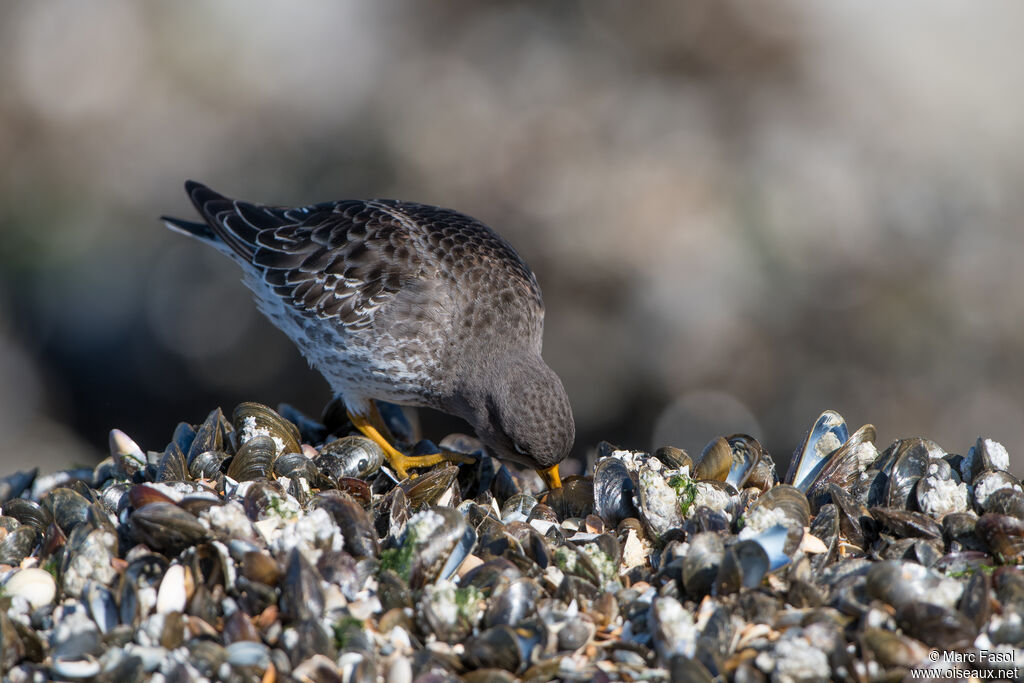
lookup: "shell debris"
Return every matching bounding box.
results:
[0,405,1023,680]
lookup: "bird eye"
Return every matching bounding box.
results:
[514,442,529,456]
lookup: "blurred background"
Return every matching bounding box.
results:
[2,1,1024,476]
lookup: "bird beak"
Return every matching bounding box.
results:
[538,464,562,489]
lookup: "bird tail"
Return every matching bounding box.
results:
[162,181,264,261]
[161,215,218,242]
[161,180,233,244]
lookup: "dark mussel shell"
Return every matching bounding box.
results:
[227,436,278,482]
[895,601,976,650]
[129,502,209,554]
[310,490,379,559]
[242,479,291,521]
[389,465,460,510]
[189,450,229,480]
[541,476,594,520]
[723,434,764,490]
[41,487,92,536]
[654,445,692,471]
[942,512,986,552]
[402,506,476,589]
[232,402,302,456]
[868,507,942,540]
[156,443,189,483]
[0,525,41,565]
[3,498,53,535]
[682,532,724,598]
[865,560,962,610]
[714,539,769,594]
[958,570,992,631]
[885,438,931,510]
[745,484,810,530]
[186,408,225,466]
[786,410,848,492]
[977,513,1024,564]
[273,452,319,483]
[109,430,145,479]
[982,488,1024,519]
[693,437,731,482]
[314,436,384,482]
[804,427,874,513]
[593,458,638,527]
[0,468,37,503]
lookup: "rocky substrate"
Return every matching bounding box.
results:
[1,404,1023,682]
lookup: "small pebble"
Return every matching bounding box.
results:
[5,567,56,609]
[155,564,187,614]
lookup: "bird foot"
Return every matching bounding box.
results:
[347,410,474,480]
[386,450,476,480]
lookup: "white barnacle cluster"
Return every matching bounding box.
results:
[973,475,1022,509]
[981,439,1011,471]
[405,508,446,544]
[759,630,831,681]
[239,415,288,455]
[201,500,257,539]
[635,465,682,538]
[609,448,658,474]
[739,505,794,538]
[580,542,619,589]
[650,595,697,660]
[917,477,969,518]
[850,440,880,471]
[961,438,1011,480]
[812,431,844,463]
[689,481,732,516]
[268,507,343,565]
[423,579,460,625]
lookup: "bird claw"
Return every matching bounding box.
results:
[348,409,476,480]
[388,450,476,480]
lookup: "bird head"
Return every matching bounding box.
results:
[465,353,575,488]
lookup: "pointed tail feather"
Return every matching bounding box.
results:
[181,180,269,261]
[161,215,219,242]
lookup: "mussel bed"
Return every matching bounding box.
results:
[1,404,1024,682]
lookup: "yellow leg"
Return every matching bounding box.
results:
[347,410,474,480]
[539,464,562,489]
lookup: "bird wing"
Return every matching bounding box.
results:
[181,181,544,336]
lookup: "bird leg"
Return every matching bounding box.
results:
[347,409,474,480]
[538,464,562,489]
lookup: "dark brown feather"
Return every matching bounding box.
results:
[184,184,543,335]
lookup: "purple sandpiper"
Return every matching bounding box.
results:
[163,181,574,487]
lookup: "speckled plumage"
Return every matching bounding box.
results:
[164,181,574,470]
